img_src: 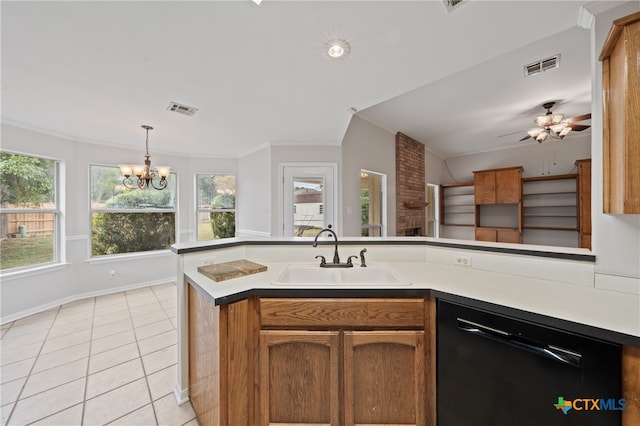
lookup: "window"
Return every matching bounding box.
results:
[0,152,60,271]
[196,174,235,241]
[90,165,177,256]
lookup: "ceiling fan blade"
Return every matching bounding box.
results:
[567,124,591,131]
[567,113,591,123]
[497,130,525,138]
[519,134,532,141]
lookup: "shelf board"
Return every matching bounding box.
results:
[403,201,429,209]
[523,204,577,208]
[442,223,475,227]
[524,215,577,218]
[523,226,579,231]
[523,191,576,196]
[522,174,577,182]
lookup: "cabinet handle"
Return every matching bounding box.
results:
[457,318,582,368]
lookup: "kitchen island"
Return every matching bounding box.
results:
[172,237,640,425]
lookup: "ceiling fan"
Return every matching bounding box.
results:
[520,101,591,143]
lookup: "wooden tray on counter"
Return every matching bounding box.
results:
[197,259,267,282]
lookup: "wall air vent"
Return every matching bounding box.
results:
[525,54,561,77]
[166,102,198,117]
[442,0,466,12]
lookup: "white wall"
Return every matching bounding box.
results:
[592,2,640,280]
[237,145,271,236]
[441,134,591,183]
[341,116,397,237]
[0,123,238,321]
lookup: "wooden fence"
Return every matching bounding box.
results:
[1,213,55,238]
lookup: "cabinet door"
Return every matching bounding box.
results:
[259,330,340,426]
[474,170,496,204]
[475,227,497,242]
[497,228,521,243]
[495,168,522,203]
[344,331,426,426]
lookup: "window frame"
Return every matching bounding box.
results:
[0,150,63,274]
[89,163,177,258]
[195,173,236,241]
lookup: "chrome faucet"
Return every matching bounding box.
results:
[359,248,367,267]
[312,224,341,264]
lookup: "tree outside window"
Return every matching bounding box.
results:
[0,152,59,271]
[196,174,235,240]
[90,165,177,256]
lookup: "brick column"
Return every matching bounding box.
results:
[396,132,426,236]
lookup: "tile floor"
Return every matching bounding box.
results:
[0,283,198,426]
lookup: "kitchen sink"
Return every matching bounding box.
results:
[272,263,411,286]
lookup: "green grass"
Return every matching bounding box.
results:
[198,221,215,241]
[0,236,54,270]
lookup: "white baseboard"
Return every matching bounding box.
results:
[173,384,190,405]
[1,276,177,324]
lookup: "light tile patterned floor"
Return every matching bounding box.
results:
[0,283,198,426]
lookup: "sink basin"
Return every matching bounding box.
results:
[273,264,411,286]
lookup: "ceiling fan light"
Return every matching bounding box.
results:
[536,130,549,143]
[550,123,566,133]
[528,128,543,138]
[551,113,564,125]
[535,115,552,127]
[559,127,572,138]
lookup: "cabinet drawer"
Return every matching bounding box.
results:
[259,298,426,329]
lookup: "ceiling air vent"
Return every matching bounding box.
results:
[442,0,466,12]
[166,102,198,117]
[525,54,561,77]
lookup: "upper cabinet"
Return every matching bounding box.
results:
[473,166,523,243]
[473,166,523,204]
[599,11,640,214]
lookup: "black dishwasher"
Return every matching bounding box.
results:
[437,300,622,426]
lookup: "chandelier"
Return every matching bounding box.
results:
[119,125,170,190]
[526,102,572,143]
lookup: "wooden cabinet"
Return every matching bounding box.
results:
[188,288,436,426]
[259,330,340,425]
[475,227,521,244]
[474,166,523,243]
[474,167,522,204]
[344,331,425,426]
[576,159,592,249]
[599,11,640,214]
[260,329,426,426]
[258,297,435,426]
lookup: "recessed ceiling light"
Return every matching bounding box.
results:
[325,39,351,59]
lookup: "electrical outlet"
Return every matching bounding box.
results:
[454,254,472,267]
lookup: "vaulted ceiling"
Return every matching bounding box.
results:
[1,1,622,158]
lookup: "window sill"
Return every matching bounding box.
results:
[0,262,71,282]
[86,250,174,265]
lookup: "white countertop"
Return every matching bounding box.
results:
[185,260,640,343]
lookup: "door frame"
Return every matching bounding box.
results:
[279,163,338,236]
